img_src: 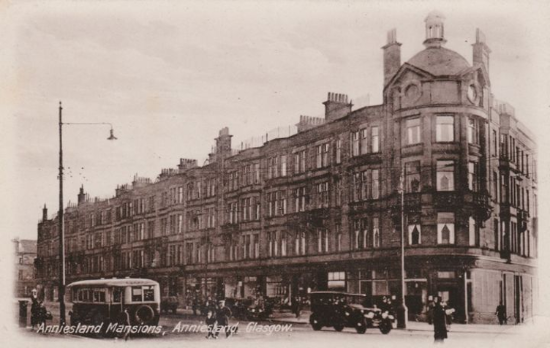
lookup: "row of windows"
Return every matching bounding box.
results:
[44,160,489,251]
[499,133,535,180]
[404,115,482,146]
[350,126,380,156]
[44,220,536,279]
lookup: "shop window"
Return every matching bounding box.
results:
[437,271,455,279]
[328,271,346,290]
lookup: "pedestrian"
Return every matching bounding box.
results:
[293,297,302,319]
[37,302,48,327]
[192,297,198,316]
[441,301,453,331]
[205,310,217,339]
[432,297,448,343]
[216,300,232,338]
[496,302,507,325]
[30,289,39,329]
[122,308,131,341]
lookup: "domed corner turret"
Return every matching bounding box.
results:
[424,10,447,48]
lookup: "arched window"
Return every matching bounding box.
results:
[441,224,450,244]
[408,224,421,245]
[437,212,455,244]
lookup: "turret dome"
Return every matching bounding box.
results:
[407,47,470,76]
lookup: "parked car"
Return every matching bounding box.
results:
[161,296,179,314]
[246,299,274,321]
[225,297,273,321]
[309,291,394,334]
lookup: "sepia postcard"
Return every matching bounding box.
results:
[2,1,549,347]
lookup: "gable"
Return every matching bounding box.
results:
[384,63,433,92]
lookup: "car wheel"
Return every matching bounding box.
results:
[379,321,392,334]
[310,315,323,331]
[333,323,344,332]
[355,318,367,334]
[312,323,322,331]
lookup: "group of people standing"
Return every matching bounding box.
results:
[204,299,233,339]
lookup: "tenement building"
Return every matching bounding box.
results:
[36,12,537,324]
[13,238,37,297]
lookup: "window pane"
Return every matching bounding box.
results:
[406,118,421,145]
[437,161,454,191]
[436,116,454,142]
[405,161,421,192]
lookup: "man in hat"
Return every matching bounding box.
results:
[216,300,232,338]
[30,289,39,329]
[432,296,454,343]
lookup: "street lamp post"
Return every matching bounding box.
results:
[57,101,117,325]
[397,166,408,329]
[58,102,65,325]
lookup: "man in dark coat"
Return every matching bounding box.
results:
[432,297,448,343]
[30,289,40,329]
[496,302,507,325]
[216,300,232,338]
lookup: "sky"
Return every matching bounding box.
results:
[1,0,548,244]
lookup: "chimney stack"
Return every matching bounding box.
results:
[382,28,402,86]
[214,127,233,159]
[323,92,352,121]
[42,204,48,222]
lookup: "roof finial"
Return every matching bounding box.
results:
[424,11,447,48]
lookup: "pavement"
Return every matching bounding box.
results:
[20,301,546,337]
[265,309,542,335]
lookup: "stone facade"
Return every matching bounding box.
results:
[36,12,537,324]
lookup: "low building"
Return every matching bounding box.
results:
[36,12,537,324]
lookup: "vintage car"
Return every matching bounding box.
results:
[246,298,274,321]
[161,296,179,314]
[67,278,161,331]
[309,291,394,334]
[225,297,273,321]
